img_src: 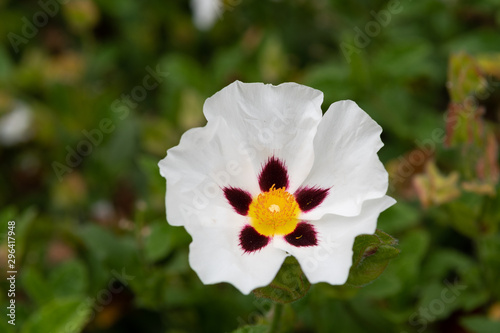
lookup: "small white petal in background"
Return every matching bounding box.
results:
[191,0,223,30]
[91,200,116,223]
[0,102,33,146]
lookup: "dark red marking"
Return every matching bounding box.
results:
[239,225,270,253]
[223,187,253,215]
[285,222,318,247]
[294,187,329,212]
[258,156,289,192]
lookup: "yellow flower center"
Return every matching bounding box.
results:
[248,186,300,237]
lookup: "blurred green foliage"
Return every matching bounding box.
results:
[1,0,500,332]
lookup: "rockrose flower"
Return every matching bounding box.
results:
[158,81,395,294]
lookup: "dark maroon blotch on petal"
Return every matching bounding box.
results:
[258,156,289,192]
[223,187,253,215]
[239,225,270,253]
[285,222,318,247]
[294,187,329,212]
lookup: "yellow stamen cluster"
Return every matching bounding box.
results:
[248,186,300,237]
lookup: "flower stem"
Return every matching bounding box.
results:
[269,303,284,333]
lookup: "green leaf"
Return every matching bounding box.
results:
[20,266,53,306]
[232,325,269,333]
[258,34,288,83]
[359,267,402,299]
[373,39,437,82]
[303,60,352,102]
[345,229,400,287]
[130,268,167,309]
[49,260,88,298]
[79,224,139,269]
[422,249,475,281]
[480,185,500,235]
[21,297,91,333]
[144,221,189,263]
[0,310,16,333]
[444,193,483,239]
[420,249,489,311]
[0,206,37,266]
[416,281,462,322]
[377,202,420,234]
[390,229,430,292]
[253,256,310,304]
[97,116,139,176]
[144,222,174,262]
[477,234,500,299]
[0,45,14,82]
[461,316,500,333]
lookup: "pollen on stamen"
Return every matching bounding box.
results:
[248,186,301,237]
[268,204,280,213]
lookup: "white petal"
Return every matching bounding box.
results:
[191,0,222,30]
[187,219,288,294]
[203,81,324,191]
[274,196,395,285]
[159,117,258,228]
[0,103,33,146]
[300,100,388,218]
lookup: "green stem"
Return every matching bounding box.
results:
[269,303,284,333]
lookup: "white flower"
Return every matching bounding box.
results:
[158,81,395,294]
[0,102,33,146]
[191,0,222,30]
